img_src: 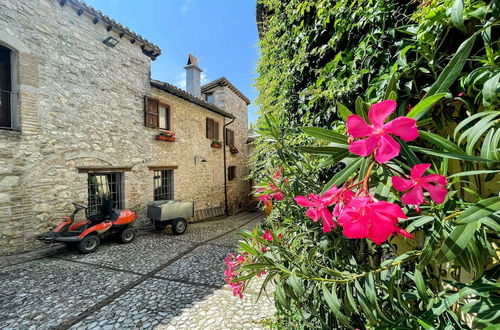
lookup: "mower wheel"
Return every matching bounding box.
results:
[153,220,168,230]
[171,218,187,235]
[77,235,100,254]
[118,227,136,244]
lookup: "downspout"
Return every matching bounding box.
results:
[223,116,235,217]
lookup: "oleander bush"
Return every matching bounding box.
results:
[226,0,499,329]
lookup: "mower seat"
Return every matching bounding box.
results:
[88,200,116,224]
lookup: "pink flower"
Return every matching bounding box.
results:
[294,187,340,233]
[392,163,448,212]
[347,100,418,163]
[325,186,355,217]
[259,194,272,206]
[337,197,413,245]
[224,253,246,299]
[273,192,284,201]
[262,230,273,242]
[273,167,282,179]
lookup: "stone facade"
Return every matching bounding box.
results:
[0,0,250,256]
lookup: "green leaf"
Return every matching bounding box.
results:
[355,96,369,121]
[450,0,466,32]
[406,216,435,232]
[418,131,465,154]
[437,221,477,263]
[426,35,477,97]
[336,102,352,121]
[456,197,500,225]
[410,146,497,163]
[448,170,500,178]
[322,157,363,193]
[462,298,500,325]
[322,284,351,328]
[414,269,428,302]
[483,72,500,108]
[406,93,448,120]
[300,127,348,144]
[383,74,398,100]
[287,270,304,296]
[297,146,347,154]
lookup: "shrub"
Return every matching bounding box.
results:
[232,0,499,328]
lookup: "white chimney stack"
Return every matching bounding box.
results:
[184,54,202,97]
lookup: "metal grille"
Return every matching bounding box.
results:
[87,172,123,215]
[154,170,173,201]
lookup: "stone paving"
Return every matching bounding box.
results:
[0,212,276,329]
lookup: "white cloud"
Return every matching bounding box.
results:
[175,70,209,90]
[181,0,194,16]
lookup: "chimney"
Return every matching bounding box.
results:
[184,54,203,97]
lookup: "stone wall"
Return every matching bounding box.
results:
[206,85,251,215]
[0,0,250,256]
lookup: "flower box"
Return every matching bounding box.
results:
[156,130,176,142]
[155,135,176,142]
[211,140,223,148]
[229,146,239,155]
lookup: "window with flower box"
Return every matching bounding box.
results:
[145,96,170,130]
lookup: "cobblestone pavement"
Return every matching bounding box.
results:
[0,212,276,329]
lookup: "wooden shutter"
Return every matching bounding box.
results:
[214,121,219,140]
[225,129,235,146]
[145,97,159,128]
[206,118,214,139]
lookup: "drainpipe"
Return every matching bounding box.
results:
[223,116,235,217]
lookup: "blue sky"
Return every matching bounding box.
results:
[84,0,260,124]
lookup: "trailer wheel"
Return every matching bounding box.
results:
[77,235,100,254]
[171,218,187,235]
[118,228,136,244]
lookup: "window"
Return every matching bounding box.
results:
[225,129,235,147]
[145,97,170,130]
[228,166,236,181]
[206,118,219,140]
[87,173,123,215]
[0,45,12,129]
[153,170,173,200]
[159,105,170,130]
[205,93,214,104]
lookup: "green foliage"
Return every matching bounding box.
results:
[246,0,500,328]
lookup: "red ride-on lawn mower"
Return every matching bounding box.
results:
[38,200,137,254]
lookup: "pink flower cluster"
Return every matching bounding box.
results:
[294,100,448,244]
[347,100,418,163]
[224,253,246,299]
[295,186,412,244]
[256,167,286,206]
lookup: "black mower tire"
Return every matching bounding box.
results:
[77,235,100,254]
[118,227,136,244]
[171,218,187,235]
[153,220,168,230]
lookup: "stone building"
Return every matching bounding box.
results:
[0,0,251,256]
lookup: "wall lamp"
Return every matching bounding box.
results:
[103,36,120,48]
[194,156,207,165]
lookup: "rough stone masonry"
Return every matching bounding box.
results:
[0,0,251,256]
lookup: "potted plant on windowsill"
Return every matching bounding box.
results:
[211,140,223,148]
[155,130,176,142]
[229,146,239,155]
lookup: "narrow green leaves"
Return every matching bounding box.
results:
[455,197,500,225]
[300,127,348,144]
[322,157,363,193]
[407,93,448,120]
[438,221,477,263]
[426,35,476,97]
[450,0,466,32]
[336,102,352,121]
